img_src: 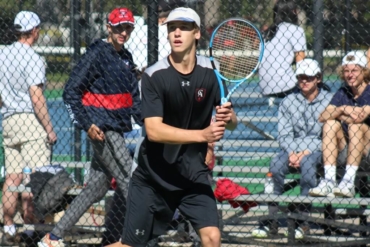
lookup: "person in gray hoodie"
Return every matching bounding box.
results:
[252,58,332,239]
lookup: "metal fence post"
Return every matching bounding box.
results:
[147,0,158,67]
[71,0,83,185]
[313,0,324,70]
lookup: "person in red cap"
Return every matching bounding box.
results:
[38,7,142,247]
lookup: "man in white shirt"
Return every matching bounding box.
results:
[0,11,57,245]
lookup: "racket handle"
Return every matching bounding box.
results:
[221,98,228,105]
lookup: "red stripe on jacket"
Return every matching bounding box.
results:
[82,92,133,110]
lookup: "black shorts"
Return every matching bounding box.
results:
[121,174,219,247]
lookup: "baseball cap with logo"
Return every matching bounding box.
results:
[295,58,321,77]
[162,7,201,28]
[342,51,367,68]
[14,11,41,32]
[108,7,134,26]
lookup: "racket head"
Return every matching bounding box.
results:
[209,18,264,83]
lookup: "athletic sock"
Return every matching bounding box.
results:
[324,165,336,182]
[4,224,16,236]
[342,164,359,184]
[49,232,61,240]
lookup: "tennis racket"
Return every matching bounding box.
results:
[209,18,264,104]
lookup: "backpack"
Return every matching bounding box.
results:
[29,170,76,220]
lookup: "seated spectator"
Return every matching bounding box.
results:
[309,51,370,198]
[252,59,332,239]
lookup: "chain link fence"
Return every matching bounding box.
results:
[0,0,370,246]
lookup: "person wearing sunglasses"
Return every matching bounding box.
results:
[38,7,142,247]
[252,58,332,239]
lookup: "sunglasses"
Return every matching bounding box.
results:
[297,75,317,82]
[111,24,134,34]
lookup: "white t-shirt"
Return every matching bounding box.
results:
[126,24,171,70]
[0,42,46,118]
[258,22,307,95]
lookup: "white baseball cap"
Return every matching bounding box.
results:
[342,51,367,67]
[162,7,200,28]
[14,11,41,32]
[295,58,321,77]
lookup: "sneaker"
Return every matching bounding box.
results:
[37,233,65,247]
[308,179,335,197]
[333,179,355,198]
[251,226,270,238]
[284,226,310,240]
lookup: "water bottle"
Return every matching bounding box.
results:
[22,166,32,186]
[264,172,274,194]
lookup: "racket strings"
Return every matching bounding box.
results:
[212,20,261,81]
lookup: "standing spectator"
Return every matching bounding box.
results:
[258,0,306,98]
[0,11,57,245]
[309,51,370,198]
[38,7,142,246]
[252,59,332,239]
[106,7,237,247]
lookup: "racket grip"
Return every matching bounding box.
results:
[221,98,228,105]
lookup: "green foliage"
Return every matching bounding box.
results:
[93,0,144,16]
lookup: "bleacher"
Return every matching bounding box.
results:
[211,87,370,246]
[6,81,370,246]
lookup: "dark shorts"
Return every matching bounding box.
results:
[121,174,219,247]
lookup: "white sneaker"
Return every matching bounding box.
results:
[284,226,309,240]
[333,180,355,198]
[308,179,335,197]
[251,226,270,238]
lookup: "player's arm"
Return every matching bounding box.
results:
[145,117,226,144]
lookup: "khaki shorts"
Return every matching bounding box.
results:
[3,113,51,174]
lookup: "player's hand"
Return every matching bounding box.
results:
[202,121,226,143]
[87,124,105,141]
[215,102,232,124]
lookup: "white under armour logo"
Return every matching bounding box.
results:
[135,229,145,236]
[182,81,190,86]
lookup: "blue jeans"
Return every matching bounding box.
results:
[270,150,321,196]
[263,150,322,228]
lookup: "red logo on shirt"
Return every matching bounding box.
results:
[195,88,206,102]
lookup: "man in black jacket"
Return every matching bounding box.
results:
[38,7,142,247]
